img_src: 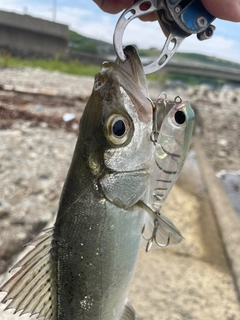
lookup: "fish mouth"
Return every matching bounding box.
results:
[117,45,148,98]
[100,45,152,122]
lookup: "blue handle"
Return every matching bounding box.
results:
[181,0,215,32]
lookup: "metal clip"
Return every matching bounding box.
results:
[113,0,216,74]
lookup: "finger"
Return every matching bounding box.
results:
[93,0,158,21]
[139,12,157,22]
[201,0,240,22]
[92,0,134,14]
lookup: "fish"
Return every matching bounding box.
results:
[142,95,195,251]
[0,45,156,320]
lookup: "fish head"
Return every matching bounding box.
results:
[79,46,154,208]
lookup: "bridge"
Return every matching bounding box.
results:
[0,10,68,57]
[69,52,240,83]
[162,60,240,83]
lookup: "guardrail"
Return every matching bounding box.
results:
[163,60,240,83]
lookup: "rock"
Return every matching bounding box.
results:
[38,173,50,180]
[0,202,11,218]
[218,138,228,147]
[35,105,43,111]
[39,122,48,128]
[0,239,21,260]
[71,122,79,131]
[63,113,76,122]
[218,150,228,158]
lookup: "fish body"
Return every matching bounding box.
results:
[0,46,154,320]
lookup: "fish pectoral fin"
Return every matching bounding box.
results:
[120,300,137,320]
[0,228,56,320]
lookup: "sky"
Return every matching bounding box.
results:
[1,0,240,63]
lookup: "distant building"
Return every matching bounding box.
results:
[0,10,69,57]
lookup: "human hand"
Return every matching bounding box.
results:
[202,0,240,22]
[92,0,156,21]
[93,0,240,22]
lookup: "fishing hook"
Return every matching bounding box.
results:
[147,97,158,145]
[151,92,169,145]
[142,218,170,252]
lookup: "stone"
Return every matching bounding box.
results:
[218,138,228,147]
[0,202,11,218]
[218,150,228,158]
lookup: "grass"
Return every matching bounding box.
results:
[0,54,100,77]
[0,53,225,87]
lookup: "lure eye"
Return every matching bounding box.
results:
[105,114,131,146]
[174,110,186,125]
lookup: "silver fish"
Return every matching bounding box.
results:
[142,95,195,251]
[0,46,155,320]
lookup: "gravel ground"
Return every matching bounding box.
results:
[0,123,76,273]
[0,67,94,99]
[0,67,239,319]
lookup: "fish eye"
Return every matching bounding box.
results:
[105,114,131,146]
[112,118,126,137]
[174,110,186,125]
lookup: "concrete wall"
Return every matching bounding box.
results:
[0,10,69,57]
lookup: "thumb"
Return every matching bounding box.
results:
[201,0,240,22]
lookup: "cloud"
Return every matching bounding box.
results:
[54,6,92,30]
[122,20,166,49]
[0,1,56,20]
[68,13,117,42]
[180,34,240,63]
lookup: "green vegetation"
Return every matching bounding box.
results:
[69,30,115,56]
[138,48,160,58]
[139,48,240,71]
[69,31,98,54]
[0,54,100,77]
[0,51,231,87]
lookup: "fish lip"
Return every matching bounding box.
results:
[117,45,148,96]
[101,46,152,123]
